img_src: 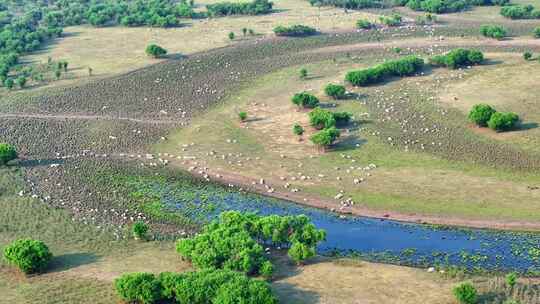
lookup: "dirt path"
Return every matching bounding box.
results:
[0,113,179,125]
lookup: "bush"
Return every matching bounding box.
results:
[206,0,273,16]
[309,108,336,129]
[273,24,317,36]
[4,78,14,90]
[260,260,274,279]
[430,49,484,69]
[480,25,507,39]
[239,111,248,121]
[468,104,496,127]
[3,239,52,274]
[132,221,149,240]
[288,241,316,264]
[293,123,305,136]
[379,14,402,26]
[523,52,532,60]
[158,272,184,299]
[292,92,320,108]
[453,282,477,304]
[299,67,308,79]
[488,111,519,131]
[114,273,162,304]
[15,76,26,89]
[356,19,373,29]
[506,272,518,288]
[333,112,352,126]
[214,276,277,304]
[500,5,540,19]
[324,84,346,99]
[310,127,340,149]
[145,44,167,58]
[0,143,17,165]
[228,31,235,40]
[346,56,424,86]
[535,27,540,38]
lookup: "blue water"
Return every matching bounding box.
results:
[161,187,540,273]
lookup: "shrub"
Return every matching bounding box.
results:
[356,19,373,29]
[292,92,320,108]
[468,104,496,127]
[145,44,167,58]
[453,282,477,304]
[4,78,14,89]
[506,272,518,288]
[480,25,507,40]
[228,31,235,40]
[15,76,26,89]
[293,123,304,136]
[346,56,424,86]
[523,52,532,60]
[430,49,484,69]
[114,273,162,304]
[309,108,336,129]
[488,111,519,131]
[259,260,274,279]
[379,14,402,26]
[239,111,248,121]
[288,241,316,264]
[333,112,352,126]
[206,0,273,16]
[3,239,52,274]
[158,272,184,299]
[273,24,317,37]
[132,221,149,240]
[214,276,277,304]
[0,143,17,165]
[324,84,346,99]
[299,67,308,79]
[310,127,340,149]
[535,27,540,38]
[500,5,540,19]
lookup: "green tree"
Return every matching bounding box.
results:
[453,282,477,304]
[114,273,161,304]
[309,108,336,129]
[55,69,62,79]
[288,242,315,265]
[242,27,248,36]
[356,19,373,29]
[468,104,496,127]
[299,67,308,79]
[132,221,149,240]
[524,52,533,60]
[238,111,248,121]
[3,239,52,274]
[293,123,304,137]
[480,25,507,40]
[506,272,518,289]
[228,31,235,40]
[15,76,26,89]
[259,260,274,280]
[488,112,519,132]
[0,143,17,165]
[292,92,319,109]
[324,84,346,99]
[535,27,540,38]
[310,127,340,150]
[4,78,14,90]
[145,44,168,58]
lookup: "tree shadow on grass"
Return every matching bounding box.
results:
[19,158,65,168]
[515,121,538,131]
[48,252,101,273]
[272,282,322,304]
[332,135,367,152]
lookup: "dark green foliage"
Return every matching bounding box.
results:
[15,75,26,88]
[429,49,484,69]
[523,52,532,60]
[345,56,424,86]
[176,211,326,273]
[4,77,13,89]
[453,282,477,304]
[206,0,273,16]
[488,112,519,132]
[535,27,540,38]
[293,123,305,136]
[239,111,248,121]
[468,104,496,127]
[379,13,402,26]
[145,44,167,58]
[333,111,352,126]
[356,19,373,29]
[132,221,149,240]
[292,92,320,108]
[114,272,161,304]
[228,31,235,40]
[505,272,518,288]
[480,25,507,39]
[299,67,308,79]
[157,272,184,299]
[3,239,52,274]
[309,0,385,9]
[309,108,336,129]
[259,260,274,279]
[310,0,507,12]
[310,126,341,149]
[324,83,346,99]
[288,241,316,264]
[273,24,317,36]
[500,5,540,19]
[213,275,277,304]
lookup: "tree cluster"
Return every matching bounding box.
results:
[378,13,402,26]
[206,0,273,17]
[145,44,168,58]
[0,143,17,165]
[273,24,317,37]
[535,27,540,38]
[307,0,507,13]
[3,239,52,274]
[468,104,519,132]
[429,48,484,69]
[356,19,374,29]
[176,211,326,275]
[292,92,320,108]
[345,56,424,86]
[307,108,351,149]
[480,24,507,39]
[500,4,540,19]
[115,269,277,304]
